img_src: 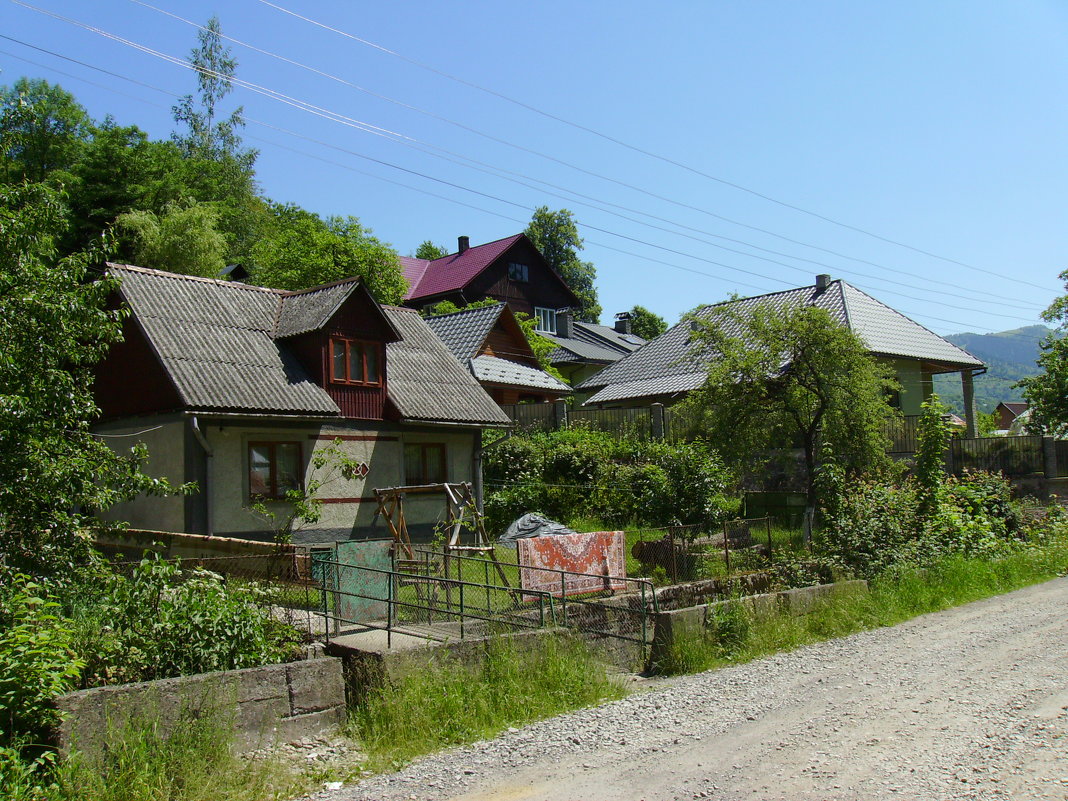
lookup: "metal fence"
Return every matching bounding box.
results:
[628,519,775,584]
[950,436,1045,476]
[568,407,654,438]
[884,415,922,454]
[498,403,558,431]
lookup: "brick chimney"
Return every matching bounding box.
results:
[458,235,470,254]
[815,274,831,292]
[557,308,573,338]
[614,312,632,335]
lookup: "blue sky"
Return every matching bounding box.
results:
[4,0,1067,335]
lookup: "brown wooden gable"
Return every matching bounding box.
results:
[478,308,541,369]
[94,311,184,420]
[465,238,579,317]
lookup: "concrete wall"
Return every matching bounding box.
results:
[55,658,345,758]
[884,358,933,416]
[95,415,188,533]
[647,580,869,670]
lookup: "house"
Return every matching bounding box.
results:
[400,234,579,334]
[544,309,647,391]
[996,402,1029,431]
[422,302,572,405]
[93,264,510,544]
[576,274,987,435]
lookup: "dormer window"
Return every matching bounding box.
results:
[330,337,381,386]
[508,262,529,282]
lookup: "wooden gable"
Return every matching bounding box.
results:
[465,237,579,317]
[478,308,541,369]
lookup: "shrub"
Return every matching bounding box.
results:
[0,576,83,747]
[65,555,301,687]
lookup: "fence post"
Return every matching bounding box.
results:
[553,399,568,431]
[1043,436,1057,479]
[651,403,666,440]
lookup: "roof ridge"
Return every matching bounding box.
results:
[106,262,282,295]
[279,276,362,297]
[428,233,523,263]
[834,280,852,330]
[423,301,505,320]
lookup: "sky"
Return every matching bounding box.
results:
[3,0,1068,337]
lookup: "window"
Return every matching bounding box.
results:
[533,306,557,334]
[508,262,529,282]
[248,441,303,500]
[404,443,446,485]
[330,337,381,386]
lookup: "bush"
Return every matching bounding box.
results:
[0,577,83,747]
[483,427,736,531]
[65,555,301,687]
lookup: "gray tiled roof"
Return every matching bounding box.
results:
[547,321,646,365]
[422,303,505,361]
[109,264,506,425]
[579,280,982,405]
[471,355,572,393]
[383,308,510,425]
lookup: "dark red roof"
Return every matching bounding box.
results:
[401,234,525,301]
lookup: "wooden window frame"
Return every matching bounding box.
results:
[508,262,529,282]
[248,440,303,501]
[329,337,382,387]
[404,442,447,486]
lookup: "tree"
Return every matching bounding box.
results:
[171,16,255,169]
[679,301,895,506]
[1019,271,1068,435]
[0,183,181,579]
[627,305,667,340]
[524,206,601,323]
[116,200,227,277]
[414,240,448,260]
[249,204,407,303]
[0,78,92,184]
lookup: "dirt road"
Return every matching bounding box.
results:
[319,577,1068,801]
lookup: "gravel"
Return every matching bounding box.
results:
[303,576,1068,801]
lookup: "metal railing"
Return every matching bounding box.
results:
[314,557,556,648]
[950,435,1044,476]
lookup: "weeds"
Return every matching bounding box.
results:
[350,634,625,769]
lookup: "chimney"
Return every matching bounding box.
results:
[815,274,831,292]
[614,312,632,335]
[457,235,470,254]
[557,308,573,338]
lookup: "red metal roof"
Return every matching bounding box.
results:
[400,234,525,301]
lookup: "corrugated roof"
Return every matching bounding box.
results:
[422,303,505,361]
[109,264,507,425]
[471,355,572,393]
[578,280,982,404]
[383,308,511,425]
[546,320,646,365]
[400,234,524,300]
[274,280,360,339]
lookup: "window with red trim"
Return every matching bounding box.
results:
[330,337,381,386]
[404,443,446,485]
[248,441,303,500]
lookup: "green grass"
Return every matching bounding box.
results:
[656,538,1068,675]
[349,633,626,770]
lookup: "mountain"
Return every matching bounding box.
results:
[932,325,1051,414]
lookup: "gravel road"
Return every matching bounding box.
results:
[310,577,1068,801]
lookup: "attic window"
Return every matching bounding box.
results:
[534,306,557,334]
[330,337,381,386]
[508,262,529,282]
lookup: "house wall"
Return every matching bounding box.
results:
[94,414,188,533]
[466,239,578,319]
[885,358,934,416]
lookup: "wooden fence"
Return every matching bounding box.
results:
[949,435,1047,477]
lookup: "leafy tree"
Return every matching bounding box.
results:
[524,206,601,323]
[116,200,228,277]
[421,298,499,317]
[627,305,667,339]
[1019,271,1068,435]
[414,240,449,260]
[0,183,182,579]
[0,78,91,184]
[171,16,254,169]
[679,301,895,506]
[249,203,407,303]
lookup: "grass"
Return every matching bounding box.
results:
[349,633,626,770]
[656,538,1068,675]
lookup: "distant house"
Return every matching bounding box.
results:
[543,309,646,392]
[423,302,572,405]
[93,264,509,544]
[996,402,1029,431]
[400,234,579,334]
[576,275,986,435]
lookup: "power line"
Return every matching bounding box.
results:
[255,0,1058,293]
[120,1,1057,307]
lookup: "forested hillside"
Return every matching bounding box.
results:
[933,325,1049,413]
